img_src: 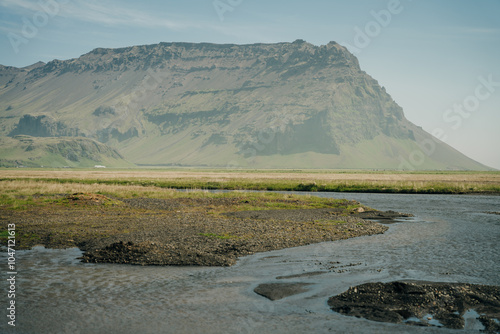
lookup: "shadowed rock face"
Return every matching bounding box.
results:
[9,115,81,137]
[328,281,500,332]
[0,40,490,168]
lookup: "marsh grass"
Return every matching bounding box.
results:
[0,170,499,200]
[0,179,357,212]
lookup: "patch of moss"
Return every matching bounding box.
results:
[314,220,347,225]
[0,230,9,242]
[0,231,41,247]
[0,194,37,210]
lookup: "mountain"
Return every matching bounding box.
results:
[0,40,490,169]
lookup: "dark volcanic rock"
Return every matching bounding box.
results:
[354,210,414,222]
[254,283,313,301]
[328,281,500,331]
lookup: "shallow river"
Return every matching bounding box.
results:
[1,193,499,334]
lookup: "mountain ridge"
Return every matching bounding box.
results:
[0,40,491,170]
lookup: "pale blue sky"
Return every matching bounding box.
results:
[1,0,499,168]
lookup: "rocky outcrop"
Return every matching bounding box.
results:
[0,135,129,167]
[9,114,82,137]
[96,127,139,143]
[42,137,124,161]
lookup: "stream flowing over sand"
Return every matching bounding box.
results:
[1,192,499,333]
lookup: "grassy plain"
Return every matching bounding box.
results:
[1,169,499,195]
[0,170,387,266]
[1,168,495,266]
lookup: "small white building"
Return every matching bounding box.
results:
[94,165,106,168]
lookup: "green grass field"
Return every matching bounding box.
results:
[1,169,499,196]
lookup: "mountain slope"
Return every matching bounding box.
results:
[0,136,133,168]
[0,40,490,170]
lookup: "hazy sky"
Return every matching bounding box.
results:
[1,0,499,169]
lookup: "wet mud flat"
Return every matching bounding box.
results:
[0,192,410,266]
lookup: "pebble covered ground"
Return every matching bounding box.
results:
[0,193,407,266]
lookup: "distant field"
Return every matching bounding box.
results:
[1,169,499,194]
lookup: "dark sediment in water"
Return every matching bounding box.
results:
[254,283,313,301]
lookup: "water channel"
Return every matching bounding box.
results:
[1,192,499,333]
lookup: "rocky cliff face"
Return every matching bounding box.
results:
[9,115,82,137]
[0,40,489,169]
[0,135,130,168]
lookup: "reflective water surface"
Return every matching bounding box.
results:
[1,193,499,333]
